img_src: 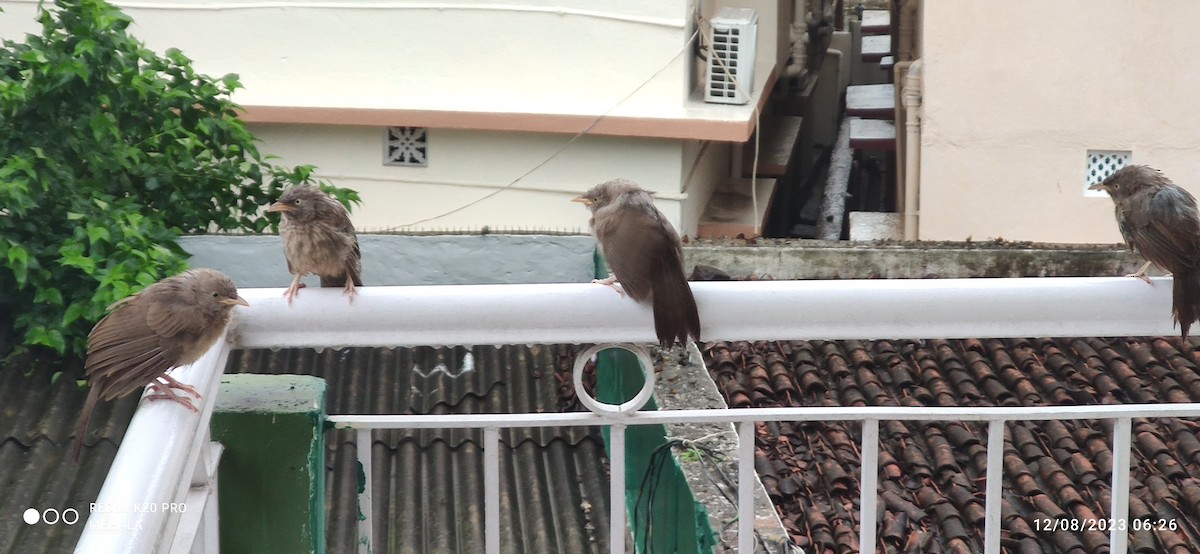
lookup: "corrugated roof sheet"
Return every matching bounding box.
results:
[1,344,613,554]
[704,337,1200,554]
[226,344,613,554]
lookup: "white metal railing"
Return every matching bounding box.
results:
[333,403,1200,554]
[76,341,231,552]
[78,277,1185,553]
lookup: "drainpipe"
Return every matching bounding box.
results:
[901,59,922,241]
[898,0,918,61]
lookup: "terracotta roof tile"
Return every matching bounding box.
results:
[704,337,1200,553]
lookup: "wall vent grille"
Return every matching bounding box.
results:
[1085,150,1130,197]
[384,127,428,167]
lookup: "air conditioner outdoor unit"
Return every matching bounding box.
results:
[705,7,758,105]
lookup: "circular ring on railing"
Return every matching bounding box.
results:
[572,343,656,415]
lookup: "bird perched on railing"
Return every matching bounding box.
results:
[73,268,249,461]
[573,179,701,348]
[1090,165,1200,340]
[268,186,362,305]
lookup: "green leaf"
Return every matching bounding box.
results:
[34,287,63,306]
[86,225,111,244]
[0,0,356,361]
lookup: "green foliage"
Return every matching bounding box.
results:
[0,0,360,360]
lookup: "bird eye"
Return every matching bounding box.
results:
[294,199,302,205]
[212,292,219,298]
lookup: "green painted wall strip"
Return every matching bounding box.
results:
[211,374,327,553]
[596,348,717,553]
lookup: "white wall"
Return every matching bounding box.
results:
[0,0,694,117]
[680,140,731,238]
[251,124,688,232]
[919,1,1200,243]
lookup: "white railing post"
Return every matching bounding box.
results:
[858,419,879,553]
[983,419,1005,554]
[356,429,374,554]
[1110,417,1133,554]
[168,438,224,553]
[484,427,501,554]
[737,420,756,552]
[609,423,627,554]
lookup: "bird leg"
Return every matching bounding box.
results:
[343,274,358,303]
[591,275,625,298]
[1127,261,1155,284]
[143,374,201,412]
[283,274,306,305]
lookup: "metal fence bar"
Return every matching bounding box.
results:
[329,403,1200,428]
[983,420,1005,554]
[357,429,374,554]
[330,406,1200,554]
[610,424,626,554]
[858,419,879,553]
[1110,417,1133,554]
[737,421,756,553]
[484,427,501,554]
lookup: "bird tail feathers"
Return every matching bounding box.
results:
[652,277,702,348]
[73,385,102,463]
[1174,268,1200,341]
[319,270,363,288]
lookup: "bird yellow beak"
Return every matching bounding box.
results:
[267,202,293,213]
[571,195,593,206]
[223,296,250,307]
[1088,183,1106,192]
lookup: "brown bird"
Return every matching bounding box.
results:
[1090,165,1200,339]
[268,186,362,304]
[574,179,701,347]
[73,268,249,461]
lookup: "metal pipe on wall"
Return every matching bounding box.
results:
[901,59,923,240]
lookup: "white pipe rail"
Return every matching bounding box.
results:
[234,277,1178,347]
[77,340,231,553]
[81,276,1188,553]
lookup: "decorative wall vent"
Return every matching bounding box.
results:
[1084,150,1130,197]
[384,127,428,167]
[704,7,758,105]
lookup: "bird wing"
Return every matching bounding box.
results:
[593,193,682,303]
[1128,185,1200,271]
[85,297,180,400]
[1115,207,1137,250]
[328,198,364,286]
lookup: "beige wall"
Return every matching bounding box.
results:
[250,124,689,232]
[918,1,1200,243]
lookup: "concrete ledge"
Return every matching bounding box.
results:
[684,239,1147,280]
[656,347,794,553]
[181,233,597,287]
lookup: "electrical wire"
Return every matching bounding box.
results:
[633,435,778,552]
[389,28,701,230]
[697,13,764,237]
